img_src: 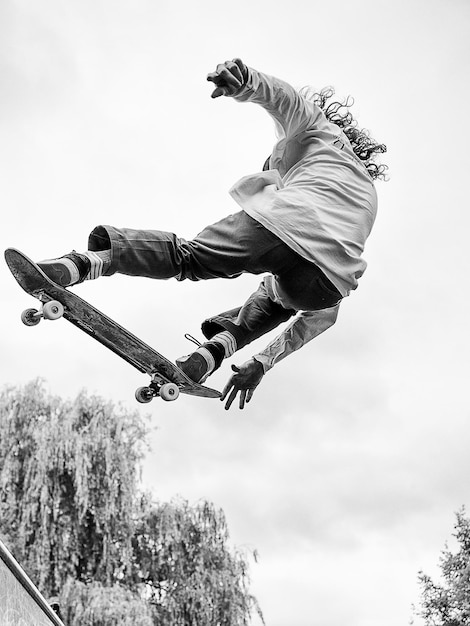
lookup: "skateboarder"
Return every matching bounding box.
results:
[37,58,387,410]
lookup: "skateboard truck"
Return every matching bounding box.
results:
[135,376,180,403]
[21,299,65,326]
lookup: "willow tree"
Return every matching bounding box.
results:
[0,380,263,625]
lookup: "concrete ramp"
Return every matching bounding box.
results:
[0,538,64,626]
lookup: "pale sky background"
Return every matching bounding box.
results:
[1,1,469,625]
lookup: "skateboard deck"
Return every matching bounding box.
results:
[4,248,221,403]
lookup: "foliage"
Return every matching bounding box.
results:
[0,380,263,625]
[0,379,145,591]
[132,497,260,625]
[415,508,470,625]
[60,580,154,626]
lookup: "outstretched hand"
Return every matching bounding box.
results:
[221,358,265,410]
[207,58,248,99]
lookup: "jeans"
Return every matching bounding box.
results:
[88,211,342,350]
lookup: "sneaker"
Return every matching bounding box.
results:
[176,341,224,384]
[38,251,91,287]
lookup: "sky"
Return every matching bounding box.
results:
[1,0,469,624]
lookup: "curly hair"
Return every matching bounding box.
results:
[301,86,388,181]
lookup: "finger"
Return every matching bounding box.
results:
[211,87,226,99]
[215,64,242,90]
[224,388,238,411]
[231,364,240,373]
[246,388,255,403]
[239,389,247,410]
[221,379,233,400]
[232,58,248,82]
[207,71,226,95]
[225,60,243,84]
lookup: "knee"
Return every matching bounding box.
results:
[274,268,342,311]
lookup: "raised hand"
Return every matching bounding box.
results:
[207,58,248,98]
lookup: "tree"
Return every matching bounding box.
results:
[414,508,470,625]
[131,497,259,625]
[0,380,263,625]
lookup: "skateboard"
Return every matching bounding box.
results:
[4,248,221,404]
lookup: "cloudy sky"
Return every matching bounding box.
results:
[1,0,469,624]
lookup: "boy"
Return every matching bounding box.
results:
[38,58,386,410]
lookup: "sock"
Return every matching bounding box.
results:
[84,250,111,281]
[196,346,217,374]
[210,331,237,358]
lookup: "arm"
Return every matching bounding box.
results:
[207,58,319,140]
[253,304,340,373]
[221,304,340,410]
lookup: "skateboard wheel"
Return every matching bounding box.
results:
[159,383,180,402]
[21,308,41,326]
[135,386,154,404]
[42,300,64,320]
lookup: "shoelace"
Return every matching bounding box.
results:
[183,333,202,348]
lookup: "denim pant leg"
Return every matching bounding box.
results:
[88,212,305,281]
[88,213,341,352]
[88,225,207,280]
[200,267,342,350]
[201,276,296,350]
